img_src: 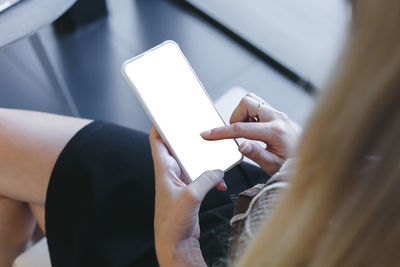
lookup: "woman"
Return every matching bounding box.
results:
[1,0,399,266]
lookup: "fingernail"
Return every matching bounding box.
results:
[239,143,252,154]
[200,130,211,137]
[220,180,228,191]
[216,180,227,191]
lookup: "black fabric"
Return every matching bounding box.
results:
[45,121,268,267]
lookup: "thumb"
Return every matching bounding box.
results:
[187,170,225,202]
[239,141,281,175]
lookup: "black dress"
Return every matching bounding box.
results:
[45,121,268,267]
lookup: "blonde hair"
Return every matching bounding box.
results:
[236,0,400,266]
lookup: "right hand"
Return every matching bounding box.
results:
[201,93,301,176]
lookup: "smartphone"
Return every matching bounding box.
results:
[121,41,243,181]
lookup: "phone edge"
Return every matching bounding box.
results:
[121,40,243,180]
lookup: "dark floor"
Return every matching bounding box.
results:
[0,0,314,133]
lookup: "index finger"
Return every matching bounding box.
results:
[149,126,184,185]
[201,122,273,142]
[149,126,167,160]
[149,126,177,170]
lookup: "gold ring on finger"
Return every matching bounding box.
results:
[256,101,262,119]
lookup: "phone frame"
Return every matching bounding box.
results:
[121,40,243,181]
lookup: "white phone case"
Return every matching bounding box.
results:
[121,40,243,181]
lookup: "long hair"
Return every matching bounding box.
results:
[236,0,400,266]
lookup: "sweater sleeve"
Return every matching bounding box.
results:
[227,159,296,264]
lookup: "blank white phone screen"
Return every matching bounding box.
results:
[123,41,242,181]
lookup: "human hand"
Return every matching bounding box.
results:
[201,93,301,176]
[149,127,226,267]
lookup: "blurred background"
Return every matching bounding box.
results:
[0,0,351,132]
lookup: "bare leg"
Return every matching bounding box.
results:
[0,197,35,266]
[0,108,92,265]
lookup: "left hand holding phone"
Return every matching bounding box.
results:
[149,126,226,267]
